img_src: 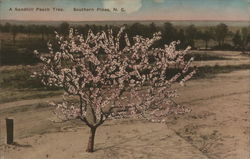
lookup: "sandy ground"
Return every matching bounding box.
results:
[0,69,248,159]
[0,121,208,159]
[0,52,249,159]
[170,70,250,159]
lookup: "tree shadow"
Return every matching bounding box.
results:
[95,129,161,152]
[11,142,32,148]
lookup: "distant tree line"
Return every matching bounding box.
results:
[0,22,250,65]
[1,22,250,51]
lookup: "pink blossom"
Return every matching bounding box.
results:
[34,27,196,125]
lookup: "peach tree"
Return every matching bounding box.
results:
[33,27,195,152]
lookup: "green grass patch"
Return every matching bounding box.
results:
[0,65,60,90]
[0,67,40,89]
[0,65,63,104]
[185,52,227,61]
[194,64,250,79]
[0,88,63,104]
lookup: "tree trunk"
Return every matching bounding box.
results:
[12,33,16,46]
[222,39,224,46]
[86,127,96,152]
[241,45,245,54]
[28,33,31,41]
[42,32,44,41]
[205,40,208,50]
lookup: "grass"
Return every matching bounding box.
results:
[193,64,250,79]
[0,65,63,104]
[0,66,41,89]
[186,52,227,61]
[0,65,61,90]
[0,89,63,104]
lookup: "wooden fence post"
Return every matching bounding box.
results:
[6,118,14,144]
[0,40,2,51]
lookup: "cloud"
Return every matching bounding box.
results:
[102,0,142,14]
[153,0,165,3]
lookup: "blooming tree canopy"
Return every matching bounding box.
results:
[33,27,195,152]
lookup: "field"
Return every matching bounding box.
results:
[0,33,249,158]
[1,68,248,159]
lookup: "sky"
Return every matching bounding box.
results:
[0,0,249,21]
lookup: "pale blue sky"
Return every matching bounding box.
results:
[0,0,249,21]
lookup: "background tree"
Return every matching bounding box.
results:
[128,23,150,37]
[3,23,11,32]
[185,25,198,49]
[177,29,187,49]
[233,27,250,53]
[33,28,195,152]
[199,28,214,50]
[233,30,242,50]
[24,25,31,40]
[161,22,177,45]
[149,22,157,35]
[10,25,19,45]
[240,27,250,53]
[59,22,70,35]
[47,25,56,38]
[0,24,3,32]
[214,23,228,47]
[39,25,48,41]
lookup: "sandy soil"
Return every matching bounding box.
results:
[0,69,248,159]
[1,120,208,159]
[0,52,249,159]
[169,70,250,159]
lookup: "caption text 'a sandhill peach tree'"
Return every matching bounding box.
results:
[33,27,196,152]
